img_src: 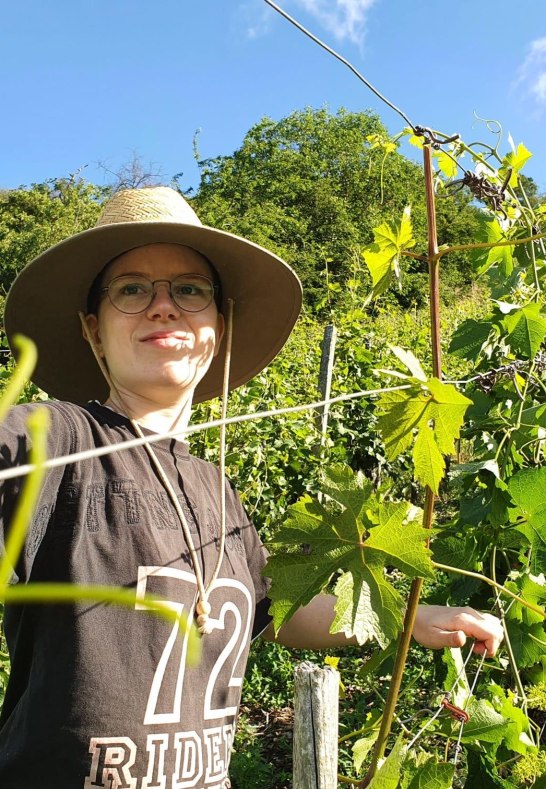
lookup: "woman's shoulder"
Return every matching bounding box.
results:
[2,400,125,454]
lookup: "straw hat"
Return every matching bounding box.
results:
[4,186,302,404]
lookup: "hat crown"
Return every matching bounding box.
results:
[95,186,203,228]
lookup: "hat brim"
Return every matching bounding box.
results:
[4,221,302,405]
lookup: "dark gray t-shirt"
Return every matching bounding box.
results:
[0,401,271,789]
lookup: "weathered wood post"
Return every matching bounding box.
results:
[315,324,338,448]
[293,661,339,789]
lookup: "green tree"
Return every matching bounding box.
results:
[0,178,107,298]
[191,107,481,312]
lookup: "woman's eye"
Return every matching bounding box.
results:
[120,282,146,296]
[175,284,201,297]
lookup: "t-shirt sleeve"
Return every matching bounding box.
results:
[0,402,70,583]
[227,486,273,638]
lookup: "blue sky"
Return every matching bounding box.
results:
[2,1,546,195]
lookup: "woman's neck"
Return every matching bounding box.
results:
[104,390,193,437]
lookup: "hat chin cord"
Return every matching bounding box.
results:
[78,300,235,637]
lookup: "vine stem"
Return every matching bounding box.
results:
[433,562,546,620]
[400,230,546,265]
[490,547,530,725]
[0,383,412,484]
[360,145,442,788]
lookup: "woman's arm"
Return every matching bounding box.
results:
[261,595,504,656]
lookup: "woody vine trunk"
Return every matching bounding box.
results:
[361,144,442,786]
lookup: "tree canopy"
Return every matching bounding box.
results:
[192,107,482,311]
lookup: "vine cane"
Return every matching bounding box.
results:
[360,145,441,787]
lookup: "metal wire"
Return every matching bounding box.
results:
[406,642,478,752]
[263,0,416,131]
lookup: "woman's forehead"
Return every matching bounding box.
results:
[104,243,214,280]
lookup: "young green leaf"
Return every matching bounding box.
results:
[503,303,546,359]
[488,683,535,755]
[353,732,378,773]
[500,142,533,187]
[414,424,445,493]
[470,218,515,276]
[505,620,546,668]
[377,378,471,493]
[448,318,493,361]
[459,698,510,744]
[509,467,546,575]
[362,207,415,302]
[434,150,458,179]
[368,736,407,789]
[388,345,427,381]
[407,760,455,789]
[332,567,403,648]
[466,750,518,788]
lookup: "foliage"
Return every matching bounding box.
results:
[192,108,482,313]
[0,178,106,297]
[262,121,546,785]
[265,465,433,647]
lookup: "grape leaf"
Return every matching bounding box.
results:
[332,567,403,648]
[448,318,493,361]
[434,150,458,179]
[377,378,471,493]
[368,737,406,789]
[414,424,445,493]
[442,648,470,710]
[500,142,533,187]
[508,467,546,575]
[388,345,427,381]
[466,750,518,788]
[264,466,433,643]
[504,575,546,626]
[365,502,434,577]
[407,760,455,789]
[460,698,510,744]
[470,217,515,276]
[505,620,546,668]
[488,683,535,755]
[503,303,546,359]
[362,207,415,302]
[352,733,378,773]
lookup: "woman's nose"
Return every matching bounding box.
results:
[146,282,181,316]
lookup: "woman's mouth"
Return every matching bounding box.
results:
[140,332,190,349]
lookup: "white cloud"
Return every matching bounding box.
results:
[294,0,376,46]
[514,36,546,106]
[238,2,273,39]
[532,72,546,103]
[237,0,376,47]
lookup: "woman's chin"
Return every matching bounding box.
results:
[130,369,204,399]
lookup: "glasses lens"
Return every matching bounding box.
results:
[171,275,215,312]
[108,276,153,314]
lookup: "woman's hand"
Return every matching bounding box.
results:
[413,605,504,656]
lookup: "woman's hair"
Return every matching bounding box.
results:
[86,250,223,316]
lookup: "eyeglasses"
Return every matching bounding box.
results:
[100,274,218,314]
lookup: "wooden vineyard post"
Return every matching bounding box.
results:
[293,662,339,789]
[315,323,337,447]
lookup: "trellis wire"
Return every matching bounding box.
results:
[263,0,415,131]
[405,642,477,752]
[0,383,412,483]
[453,649,487,765]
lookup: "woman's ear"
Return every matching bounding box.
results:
[82,313,104,358]
[213,313,226,357]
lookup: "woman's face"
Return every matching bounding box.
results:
[85,243,224,404]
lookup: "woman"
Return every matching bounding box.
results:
[1,186,502,788]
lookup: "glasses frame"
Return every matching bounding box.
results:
[99,274,219,315]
